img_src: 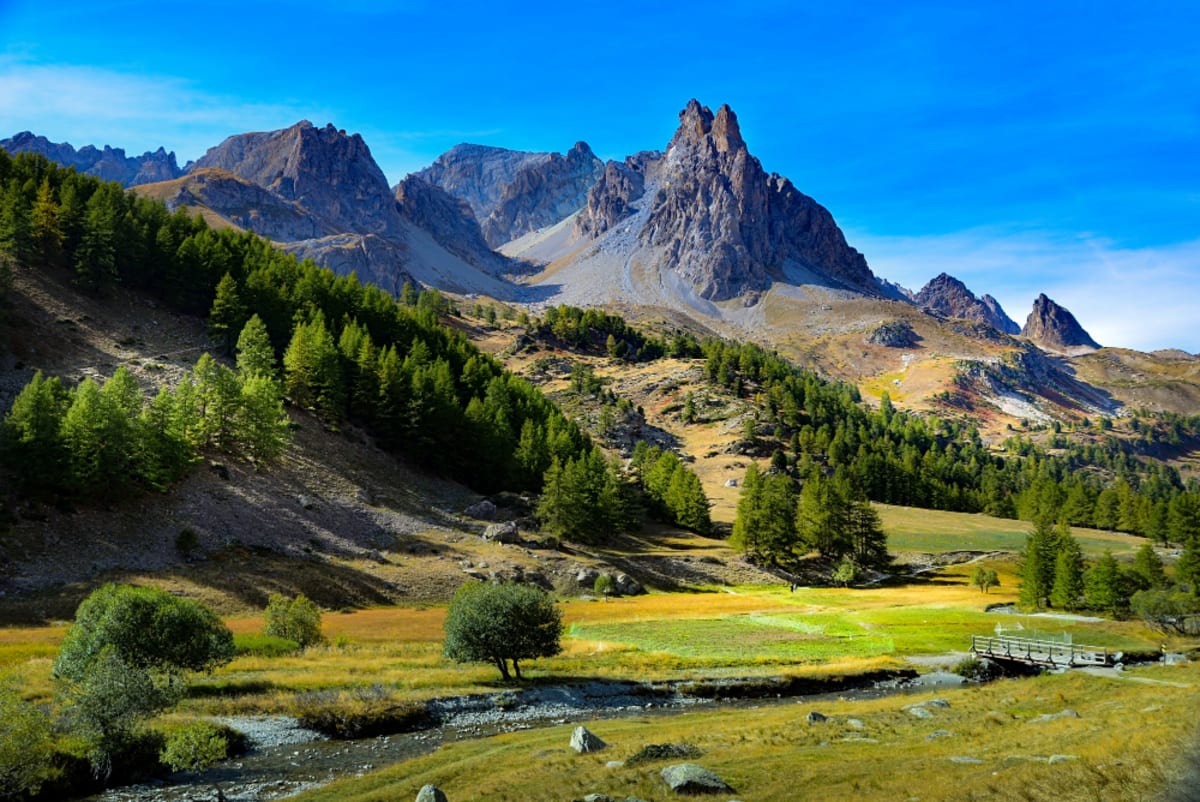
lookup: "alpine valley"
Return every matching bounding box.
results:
[1,99,1199,802]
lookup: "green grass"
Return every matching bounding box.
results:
[878,503,1145,556]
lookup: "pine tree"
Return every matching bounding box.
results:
[236,374,291,462]
[235,314,276,378]
[730,462,765,556]
[30,177,62,269]
[1049,534,1085,610]
[209,273,247,354]
[283,315,344,423]
[1084,551,1128,614]
[1131,541,1167,590]
[1,371,69,494]
[1018,516,1058,609]
[74,184,119,292]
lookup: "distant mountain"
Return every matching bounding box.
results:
[1021,293,1101,352]
[190,121,403,238]
[914,273,1020,334]
[413,144,551,222]
[139,121,519,297]
[2,131,182,186]
[510,99,879,304]
[479,142,603,248]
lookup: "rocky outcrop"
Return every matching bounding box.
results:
[479,142,603,246]
[570,725,607,753]
[914,273,1020,334]
[1021,294,1100,351]
[577,99,878,301]
[395,175,510,274]
[2,132,182,186]
[414,143,551,222]
[574,153,656,238]
[866,321,918,347]
[155,168,333,240]
[190,121,403,238]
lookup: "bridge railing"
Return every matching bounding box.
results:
[970,634,1109,666]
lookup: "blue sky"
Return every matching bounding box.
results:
[2,0,1197,352]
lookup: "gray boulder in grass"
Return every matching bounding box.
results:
[661,763,734,794]
[415,785,448,802]
[571,725,607,753]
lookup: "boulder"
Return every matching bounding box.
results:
[464,499,497,520]
[576,568,600,587]
[415,785,448,802]
[660,763,733,795]
[582,795,614,802]
[482,521,521,544]
[614,573,645,596]
[806,711,827,724]
[571,726,607,753]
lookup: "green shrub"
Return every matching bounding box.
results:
[175,528,199,555]
[160,721,229,773]
[233,633,301,657]
[263,593,323,648]
[0,679,55,798]
[594,574,616,597]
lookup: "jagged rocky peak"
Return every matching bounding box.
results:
[1021,293,1101,352]
[577,98,877,302]
[189,121,401,237]
[671,99,746,154]
[395,175,508,274]
[914,273,1020,334]
[2,131,182,187]
[479,141,604,247]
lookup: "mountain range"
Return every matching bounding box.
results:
[7,100,1197,425]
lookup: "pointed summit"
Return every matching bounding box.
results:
[914,273,1020,334]
[572,98,877,301]
[671,99,745,154]
[1021,294,1100,352]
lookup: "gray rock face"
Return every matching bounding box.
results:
[914,273,1020,334]
[190,120,403,238]
[2,131,182,187]
[1021,294,1101,351]
[161,168,332,240]
[480,142,603,247]
[571,725,607,753]
[395,175,510,274]
[578,99,878,302]
[463,500,497,520]
[574,154,655,238]
[660,763,733,795]
[614,573,645,596]
[414,143,551,222]
[415,785,448,802]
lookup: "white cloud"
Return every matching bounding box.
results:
[849,226,1200,354]
[0,60,331,164]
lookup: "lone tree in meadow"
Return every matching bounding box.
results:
[443,582,563,680]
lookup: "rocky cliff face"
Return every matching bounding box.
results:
[155,168,332,240]
[574,152,657,238]
[479,142,603,247]
[414,144,551,223]
[575,100,878,301]
[189,121,403,237]
[1021,294,1101,351]
[2,132,182,186]
[914,273,1020,334]
[394,175,509,274]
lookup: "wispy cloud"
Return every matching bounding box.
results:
[849,226,1200,354]
[0,59,332,163]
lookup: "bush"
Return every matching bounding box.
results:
[953,655,1000,681]
[0,679,55,798]
[263,593,323,648]
[233,633,301,657]
[175,528,199,555]
[593,574,616,597]
[160,721,229,773]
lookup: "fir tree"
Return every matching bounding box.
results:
[208,273,247,354]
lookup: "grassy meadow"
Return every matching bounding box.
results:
[0,506,1194,800]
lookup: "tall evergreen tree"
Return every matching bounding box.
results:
[1084,551,1128,614]
[1049,532,1085,610]
[235,314,277,378]
[208,273,247,354]
[0,371,69,494]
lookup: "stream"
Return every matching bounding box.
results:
[82,670,959,802]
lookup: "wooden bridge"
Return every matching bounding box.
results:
[970,635,1113,668]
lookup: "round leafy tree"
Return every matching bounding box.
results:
[263,593,323,648]
[443,582,563,680]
